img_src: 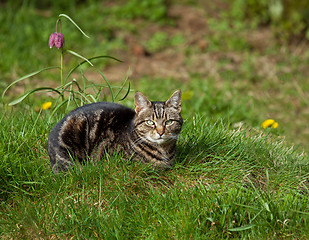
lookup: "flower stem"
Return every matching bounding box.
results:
[60,49,65,103]
[60,49,63,86]
[56,19,61,32]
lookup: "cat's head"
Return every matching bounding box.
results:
[134,90,183,144]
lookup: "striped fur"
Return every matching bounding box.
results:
[47,90,183,172]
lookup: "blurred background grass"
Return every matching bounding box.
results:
[1,0,309,151]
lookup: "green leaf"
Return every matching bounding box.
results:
[115,67,131,101]
[64,55,122,83]
[96,68,115,102]
[263,202,270,212]
[59,14,90,38]
[48,99,68,123]
[119,82,130,101]
[8,87,62,106]
[228,224,256,232]
[2,66,59,98]
[66,49,94,67]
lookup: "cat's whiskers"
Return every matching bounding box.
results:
[128,129,147,154]
[132,137,145,146]
[168,135,178,141]
[132,129,146,145]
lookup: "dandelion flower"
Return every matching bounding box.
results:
[272,122,279,129]
[262,119,278,129]
[42,102,52,110]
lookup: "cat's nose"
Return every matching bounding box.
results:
[156,126,164,136]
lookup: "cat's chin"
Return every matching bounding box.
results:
[146,136,172,145]
[152,138,166,145]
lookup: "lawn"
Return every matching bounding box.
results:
[0,108,308,239]
[1,0,308,239]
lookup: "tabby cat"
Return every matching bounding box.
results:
[47,90,183,172]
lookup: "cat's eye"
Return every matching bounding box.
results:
[165,120,173,126]
[146,120,155,126]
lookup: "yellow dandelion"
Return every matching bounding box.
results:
[42,102,52,110]
[262,119,278,129]
[272,122,279,129]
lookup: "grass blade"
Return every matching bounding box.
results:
[228,224,256,232]
[95,68,114,102]
[48,99,68,122]
[2,66,59,98]
[115,67,131,101]
[64,55,122,84]
[119,81,130,101]
[59,14,90,38]
[66,50,94,67]
[8,87,61,106]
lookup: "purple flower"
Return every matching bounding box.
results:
[55,33,65,49]
[49,32,57,48]
[49,32,65,49]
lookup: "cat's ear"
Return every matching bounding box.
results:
[165,90,182,113]
[135,92,152,113]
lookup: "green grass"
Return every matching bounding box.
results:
[1,1,309,238]
[0,106,308,239]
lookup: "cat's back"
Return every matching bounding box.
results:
[48,102,135,143]
[66,101,133,117]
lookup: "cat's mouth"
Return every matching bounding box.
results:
[146,134,171,145]
[153,138,166,144]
